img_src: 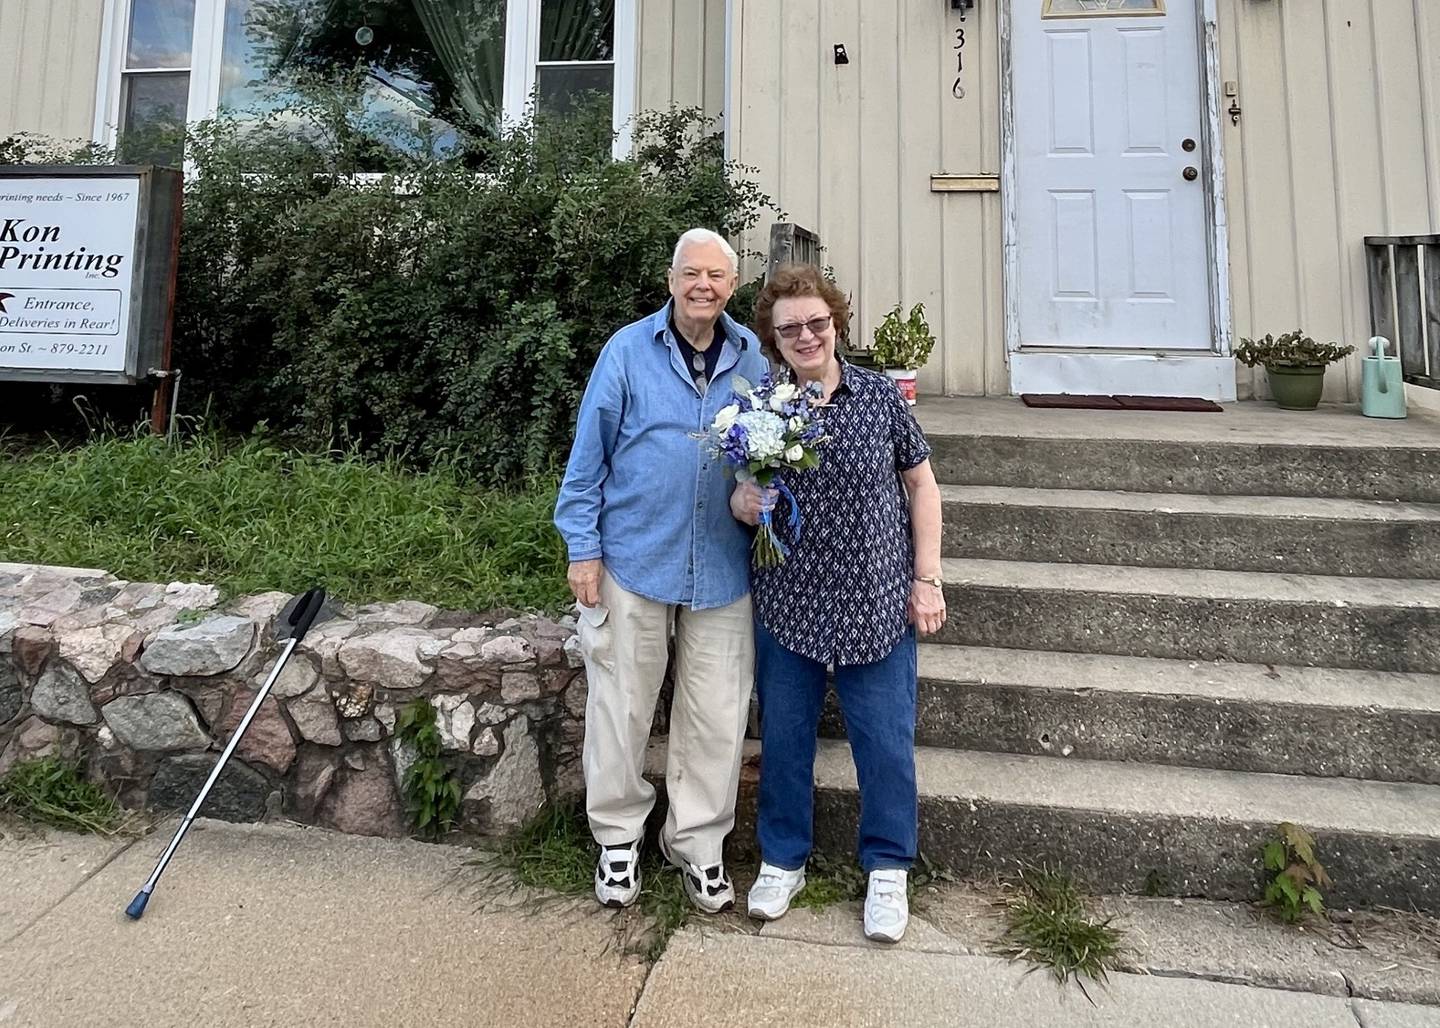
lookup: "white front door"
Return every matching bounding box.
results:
[1013,0,1212,352]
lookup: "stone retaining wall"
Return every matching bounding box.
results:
[0,563,587,838]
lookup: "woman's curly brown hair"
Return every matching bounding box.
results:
[753,263,851,364]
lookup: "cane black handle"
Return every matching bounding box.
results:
[287,587,327,643]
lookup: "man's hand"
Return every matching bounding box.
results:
[568,559,604,607]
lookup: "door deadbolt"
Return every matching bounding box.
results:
[1183,166,1199,181]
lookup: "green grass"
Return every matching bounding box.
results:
[791,851,957,911]
[505,803,597,894]
[997,865,1123,997]
[791,853,866,909]
[0,757,125,834]
[494,804,697,961]
[0,431,569,613]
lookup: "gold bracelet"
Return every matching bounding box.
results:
[913,575,943,589]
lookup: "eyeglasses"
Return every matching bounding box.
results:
[775,314,833,341]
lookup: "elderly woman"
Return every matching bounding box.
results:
[731,264,944,943]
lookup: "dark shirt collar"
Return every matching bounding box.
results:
[780,355,855,396]
[659,300,730,351]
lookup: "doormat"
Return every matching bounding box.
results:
[1021,393,1224,413]
[1019,394,1123,409]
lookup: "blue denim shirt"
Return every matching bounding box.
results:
[555,302,770,609]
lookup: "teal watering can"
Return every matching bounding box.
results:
[1361,336,1407,419]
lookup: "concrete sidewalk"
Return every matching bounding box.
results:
[0,820,647,1027]
[2,820,1438,1028]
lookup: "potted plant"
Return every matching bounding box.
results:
[1234,330,1355,411]
[871,302,936,406]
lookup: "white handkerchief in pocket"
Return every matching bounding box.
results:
[577,601,610,629]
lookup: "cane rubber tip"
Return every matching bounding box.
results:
[125,891,150,920]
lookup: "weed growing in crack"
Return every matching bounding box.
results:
[1262,822,1333,923]
[996,864,1123,1000]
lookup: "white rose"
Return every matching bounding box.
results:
[773,382,798,402]
[789,416,804,431]
[714,403,740,432]
[748,390,765,410]
[785,444,804,462]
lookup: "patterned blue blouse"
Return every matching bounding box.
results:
[752,361,933,666]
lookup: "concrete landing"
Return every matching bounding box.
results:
[915,397,1440,447]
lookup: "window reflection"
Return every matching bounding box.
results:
[536,0,615,118]
[1042,0,1164,15]
[217,0,505,159]
[126,0,196,68]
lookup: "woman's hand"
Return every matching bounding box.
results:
[908,579,946,636]
[730,481,778,526]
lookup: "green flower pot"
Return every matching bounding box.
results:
[1265,364,1327,411]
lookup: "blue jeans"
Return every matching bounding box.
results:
[754,621,918,873]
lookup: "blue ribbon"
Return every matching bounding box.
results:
[776,480,802,541]
[758,480,803,559]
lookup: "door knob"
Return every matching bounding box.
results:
[1182,138,1196,152]
[1183,166,1199,181]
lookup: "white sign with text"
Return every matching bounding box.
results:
[0,178,141,375]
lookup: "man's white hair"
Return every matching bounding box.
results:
[672,228,739,275]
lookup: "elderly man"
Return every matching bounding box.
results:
[555,228,768,913]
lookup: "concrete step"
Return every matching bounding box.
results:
[926,433,1440,502]
[941,484,1440,579]
[810,742,1440,913]
[938,558,1440,673]
[819,645,1440,783]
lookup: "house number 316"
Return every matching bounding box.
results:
[952,23,967,100]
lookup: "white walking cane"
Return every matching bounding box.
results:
[125,587,327,919]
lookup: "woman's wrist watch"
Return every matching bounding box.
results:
[913,575,943,589]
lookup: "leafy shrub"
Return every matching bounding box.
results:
[1,87,773,484]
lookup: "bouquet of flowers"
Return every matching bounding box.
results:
[701,372,828,568]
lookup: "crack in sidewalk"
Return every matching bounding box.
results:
[0,836,137,949]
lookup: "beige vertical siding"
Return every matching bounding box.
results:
[1220,0,1440,401]
[0,0,104,143]
[637,0,727,118]
[728,0,1003,396]
[733,0,1438,399]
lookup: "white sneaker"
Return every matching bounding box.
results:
[864,869,909,943]
[661,836,735,914]
[594,839,641,908]
[747,862,807,921]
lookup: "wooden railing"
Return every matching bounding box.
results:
[1365,234,1440,389]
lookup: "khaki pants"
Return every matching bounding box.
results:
[579,573,755,867]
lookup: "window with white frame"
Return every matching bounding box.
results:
[95,0,636,166]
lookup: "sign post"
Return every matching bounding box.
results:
[0,166,183,432]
